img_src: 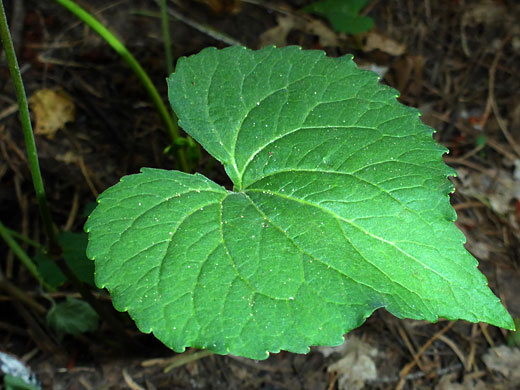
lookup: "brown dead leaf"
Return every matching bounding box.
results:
[362,31,406,56]
[259,14,339,48]
[392,55,425,95]
[483,345,520,382]
[357,63,389,78]
[29,87,75,139]
[55,150,79,164]
[455,167,520,217]
[195,0,242,15]
[435,373,487,390]
[259,14,295,48]
[317,336,378,390]
[306,18,340,47]
[461,0,506,27]
[460,0,520,56]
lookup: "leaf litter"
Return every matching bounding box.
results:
[28,87,75,139]
[1,0,519,389]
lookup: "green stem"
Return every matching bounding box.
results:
[160,0,174,75]
[0,220,53,291]
[1,3,131,335]
[5,227,43,249]
[0,1,58,251]
[53,0,189,172]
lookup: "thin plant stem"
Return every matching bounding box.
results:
[0,220,53,291]
[146,3,243,46]
[0,1,58,251]
[5,227,42,249]
[1,4,137,342]
[160,0,174,75]
[53,0,190,172]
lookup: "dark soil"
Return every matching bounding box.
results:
[1,1,519,389]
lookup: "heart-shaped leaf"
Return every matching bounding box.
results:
[85,46,514,359]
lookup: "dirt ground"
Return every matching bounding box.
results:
[1,0,520,389]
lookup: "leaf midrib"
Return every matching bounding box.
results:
[242,186,452,286]
[240,191,433,313]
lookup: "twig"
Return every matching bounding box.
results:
[0,268,47,315]
[436,334,469,371]
[466,323,478,372]
[149,1,243,46]
[64,189,80,231]
[396,321,455,390]
[164,349,213,373]
[444,157,512,187]
[453,201,486,211]
[327,370,337,390]
[0,320,29,336]
[367,363,462,384]
[12,301,65,359]
[492,98,520,158]
[77,154,99,197]
[142,349,214,372]
[0,102,18,120]
[397,323,427,372]
[242,0,294,16]
[485,137,518,162]
[122,368,146,390]
[478,323,495,348]
[479,35,520,157]
[479,38,504,129]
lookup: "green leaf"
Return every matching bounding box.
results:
[508,318,520,348]
[82,202,97,218]
[35,232,95,288]
[4,375,40,390]
[34,252,65,289]
[60,231,95,286]
[46,297,99,337]
[85,46,514,360]
[302,0,374,35]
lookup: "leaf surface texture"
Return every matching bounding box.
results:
[85,46,513,359]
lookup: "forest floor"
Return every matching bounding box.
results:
[1,0,519,389]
